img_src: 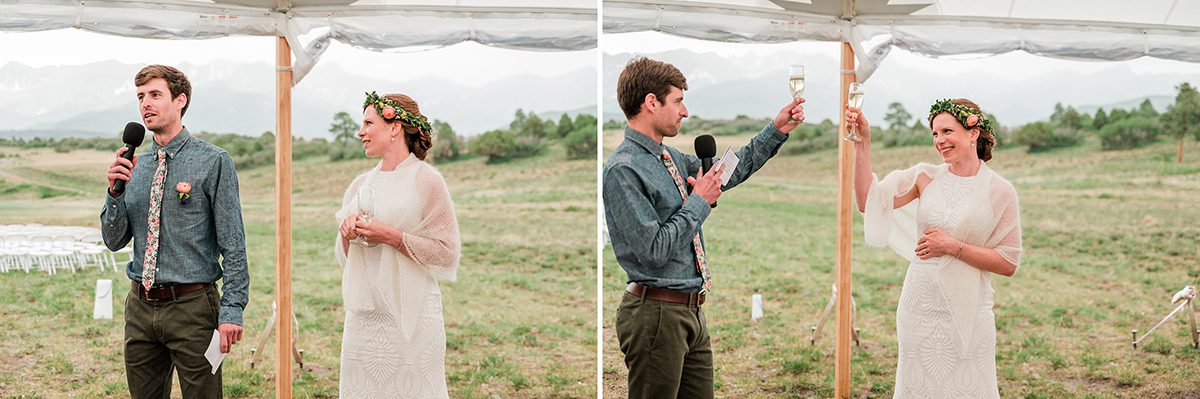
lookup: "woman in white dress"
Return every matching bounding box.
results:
[847,98,1023,398]
[335,91,461,398]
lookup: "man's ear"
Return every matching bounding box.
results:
[642,92,658,114]
[174,93,188,111]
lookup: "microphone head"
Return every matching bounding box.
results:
[122,122,145,147]
[694,134,716,158]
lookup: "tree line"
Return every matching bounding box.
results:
[465,110,598,163]
[863,82,1199,161]
[605,82,1199,162]
[1011,83,1199,162]
[0,110,599,167]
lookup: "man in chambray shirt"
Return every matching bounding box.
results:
[603,56,805,399]
[102,64,248,398]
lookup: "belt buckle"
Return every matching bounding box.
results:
[143,287,162,302]
[143,285,176,302]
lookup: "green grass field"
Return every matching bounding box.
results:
[602,129,1200,398]
[0,145,597,398]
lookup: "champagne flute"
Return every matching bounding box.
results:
[788,64,806,100]
[844,82,865,142]
[350,184,377,247]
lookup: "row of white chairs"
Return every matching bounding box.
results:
[0,225,132,275]
[0,224,102,240]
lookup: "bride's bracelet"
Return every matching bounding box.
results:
[955,241,964,258]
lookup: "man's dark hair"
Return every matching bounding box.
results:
[616,57,688,119]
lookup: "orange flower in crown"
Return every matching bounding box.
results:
[363,91,432,133]
[929,99,994,132]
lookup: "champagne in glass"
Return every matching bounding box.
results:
[844,82,865,142]
[788,65,806,100]
[350,184,378,247]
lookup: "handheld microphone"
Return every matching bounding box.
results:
[693,134,717,208]
[111,122,145,194]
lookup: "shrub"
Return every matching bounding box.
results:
[1099,117,1159,150]
[780,121,839,155]
[563,125,597,160]
[1012,121,1081,152]
[470,129,516,163]
[880,128,929,147]
[431,120,462,163]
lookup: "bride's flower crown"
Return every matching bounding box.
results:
[929,99,994,133]
[364,91,432,134]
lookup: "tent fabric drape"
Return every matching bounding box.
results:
[604,0,1200,81]
[0,0,597,83]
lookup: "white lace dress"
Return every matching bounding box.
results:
[862,162,1022,399]
[334,156,461,399]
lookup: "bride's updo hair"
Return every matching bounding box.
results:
[367,93,433,160]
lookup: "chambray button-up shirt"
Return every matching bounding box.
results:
[101,128,250,326]
[603,124,788,293]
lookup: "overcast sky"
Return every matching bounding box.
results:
[0,28,596,87]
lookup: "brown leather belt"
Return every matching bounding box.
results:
[627,282,706,306]
[131,281,210,301]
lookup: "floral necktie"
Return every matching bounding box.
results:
[660,149,711,293]
[141,148,167,289]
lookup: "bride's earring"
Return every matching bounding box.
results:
[391,135,397,142]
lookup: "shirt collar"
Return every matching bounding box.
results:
[150,127,192,158]
[623,125,664,156]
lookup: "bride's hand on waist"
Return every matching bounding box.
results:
[915,227,959,260]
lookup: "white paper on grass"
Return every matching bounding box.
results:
[751,294,763,321]
[93,279,113,320]
[205,330,225,374]
[717,146,739,185]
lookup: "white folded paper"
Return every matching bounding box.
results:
[204,329,225,374]
[717,146,739,185]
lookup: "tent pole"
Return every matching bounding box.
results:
[835,41,856,399]
[275,35,294,399]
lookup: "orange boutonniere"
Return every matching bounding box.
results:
[176,182,192,205]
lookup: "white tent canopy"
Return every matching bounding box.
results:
[2,0,597,82]
[605,0,1200,80]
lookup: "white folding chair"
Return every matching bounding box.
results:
[3,234,33,273]
[28,235,60,274]
[51,235,84,273]
[79,232,115,272]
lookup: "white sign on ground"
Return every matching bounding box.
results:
[93,279,112,320]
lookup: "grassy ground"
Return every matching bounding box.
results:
[0,144,597,398]
[602,129,1200,398]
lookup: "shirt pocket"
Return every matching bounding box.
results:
[165,172,210,231]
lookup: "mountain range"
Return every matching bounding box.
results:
[0,60,596,139]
